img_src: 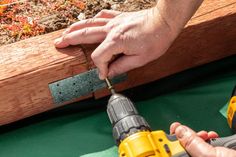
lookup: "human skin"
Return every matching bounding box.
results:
[54,0,203,79]
[170,122,236,157]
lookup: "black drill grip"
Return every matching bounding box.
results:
[208,134,236,149]
[165,134,236,157]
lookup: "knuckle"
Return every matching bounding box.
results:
[91,52,99,62]
[63,27,71,34]
[105,23,115,31]
[80,28,89,36]
[62,34,70,42]
[184,135,195,149]
[84,18,95,25]
[110,28,125,42]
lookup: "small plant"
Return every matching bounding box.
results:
[0,0,115,46]
[0,0,14,15]
[73,0,85,10]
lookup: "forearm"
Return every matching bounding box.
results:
[155,0,203,33]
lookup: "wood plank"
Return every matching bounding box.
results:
[0,0,236,125]
[192,0,236,18]
[0,31,92,125]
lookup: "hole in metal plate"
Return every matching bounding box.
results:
[49,68,127,105]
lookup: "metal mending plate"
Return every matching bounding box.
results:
[49,68,127,105]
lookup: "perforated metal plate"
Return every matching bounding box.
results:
[49,68,127,105]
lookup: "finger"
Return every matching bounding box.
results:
[54,27,106,48]
[197,131,209,141]
[63,18,109,35]
[208,131,219,139]
[170,122,181,134]
[108,55,148,78]
[175,125,216,157]
[91,40,123,79]
[94,9,121,18]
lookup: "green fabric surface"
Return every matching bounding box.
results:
[0,55,236,157]
[220,103,229,118]
[81,146,117,157]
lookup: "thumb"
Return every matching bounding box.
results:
[175,125,216,157]
[108,55,143,78]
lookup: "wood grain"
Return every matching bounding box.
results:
[0,0,235,125]
[0,31,92,125]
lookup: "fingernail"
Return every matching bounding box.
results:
[99,73,105,80]
[54,38,61,45]
[63,29,70,35]
[176,126,188,139]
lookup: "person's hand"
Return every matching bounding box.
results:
[54,7,179,79]
[170,122,236,157]
[54,0,203,79]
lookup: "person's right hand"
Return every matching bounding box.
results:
[170,122,236,157]
[55,7,180,79]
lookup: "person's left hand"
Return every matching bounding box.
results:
[170,122,236,157]
[54,8,180,79]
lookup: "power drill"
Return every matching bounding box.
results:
[105,78,236,157]
[227,86,236,132]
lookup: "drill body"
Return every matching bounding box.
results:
[105,79,236,157]
[107,93,188,157]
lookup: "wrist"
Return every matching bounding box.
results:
[154,0,203,34]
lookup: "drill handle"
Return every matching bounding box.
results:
[208,134,236,149]
[165,134,236,157]
[168,134,236,149]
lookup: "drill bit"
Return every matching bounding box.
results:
[105,78,116,94]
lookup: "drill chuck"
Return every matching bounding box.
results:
[107,93,151,145]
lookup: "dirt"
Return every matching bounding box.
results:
[0,0,156,46]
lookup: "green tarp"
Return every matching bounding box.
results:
[0,55,235,157]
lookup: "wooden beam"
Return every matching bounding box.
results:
[0,31,92,125]
[0,0,236,125]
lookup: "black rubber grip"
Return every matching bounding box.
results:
[167,133,236,150]
[166,134,178,141]
[208,134,236,150]
[166,134,236,157]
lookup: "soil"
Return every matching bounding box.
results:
[0,0,156,46]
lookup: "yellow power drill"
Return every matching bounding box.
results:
[227,86,236,132]
[105,78,236,157]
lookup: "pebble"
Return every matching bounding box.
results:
[77,13,86,21]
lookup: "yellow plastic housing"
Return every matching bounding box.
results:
[119,130,186,157]
[227,96,236,129]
